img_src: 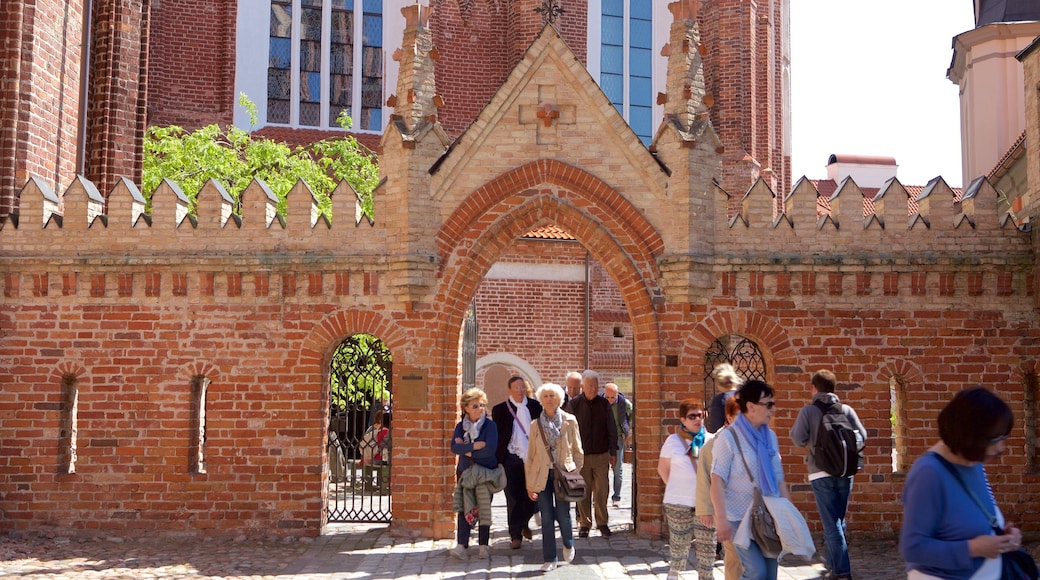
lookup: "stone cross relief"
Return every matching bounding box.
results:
[518,85,575,146]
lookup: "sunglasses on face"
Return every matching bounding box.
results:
[685,412,704,420]
[751,400,776,409]
[468,403,486,409]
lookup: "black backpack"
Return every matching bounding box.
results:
[811,400,864,477]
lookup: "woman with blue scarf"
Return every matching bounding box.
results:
[658,397,712,580]
[710,380,788,580]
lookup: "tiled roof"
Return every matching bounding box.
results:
[522,224,576,240]
[812,180,960,217]
[987,130,1026,183]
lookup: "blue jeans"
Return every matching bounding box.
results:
[811,476,853,575]
[611,437,625,501]
[731,520,778,580]
[537,469,574,563]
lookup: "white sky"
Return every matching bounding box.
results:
[789,0,976,188]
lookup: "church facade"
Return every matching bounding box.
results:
[2,0,1040,541]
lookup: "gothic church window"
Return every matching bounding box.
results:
[588,0,667,147]
[702,335,767,403]
[265,0,385,131]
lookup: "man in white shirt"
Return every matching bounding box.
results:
[491,376,543,549]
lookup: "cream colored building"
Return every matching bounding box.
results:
[948,2,1040,185]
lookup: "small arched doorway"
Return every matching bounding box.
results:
[326,333,393,523]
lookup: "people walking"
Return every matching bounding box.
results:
[710,380,789,580]
[491,375,542,549]
[790,370,867,580]
[900,386,1022,579]
[449,388,500,561]
[565,370,618,538]
[707,363,744,434]
[698,396,744,580]
[604,382,631,508]
[526,382,584,572]
[658,397,712,580]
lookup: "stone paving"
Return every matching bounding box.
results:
[0,464,916,578]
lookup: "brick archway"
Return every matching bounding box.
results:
[684,309,798,371]
[430,173,666,533]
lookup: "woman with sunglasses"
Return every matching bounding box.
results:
[658,397,712,580]
[449,388,500,561]
[710,380,789,580]
[900,386,1022,579]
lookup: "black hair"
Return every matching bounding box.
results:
[938,386,1013,462]
[735,380,774,413]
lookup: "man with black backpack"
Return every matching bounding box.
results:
[790,370,867,580]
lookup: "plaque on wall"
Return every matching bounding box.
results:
[396,367,428,409]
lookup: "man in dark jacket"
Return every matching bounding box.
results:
[491,376,542,549]
[565,370,617,537]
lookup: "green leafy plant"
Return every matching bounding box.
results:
[143,94,379,221]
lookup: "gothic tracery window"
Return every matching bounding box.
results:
[702,334,767,403]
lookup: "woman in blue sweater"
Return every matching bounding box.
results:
[449,388,499,561]
[900,386,1022,579]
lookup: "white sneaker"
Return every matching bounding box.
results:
[563,546,574,563]
[540,562,557,572]
[449,544,468,560]
[477,545,489,559]
[612,499,620,508]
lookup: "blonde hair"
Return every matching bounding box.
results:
[712,363,744,391]
[459,387,488,414]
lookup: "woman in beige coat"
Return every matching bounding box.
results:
[526,382,584,572]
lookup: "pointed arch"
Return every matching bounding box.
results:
[431,185,666,434]
[684,309,797,369]
[436,159,666,269]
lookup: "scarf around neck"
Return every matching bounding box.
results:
[462,412,485,443]
[678,424,707,458]
[732,413,780,496]
[540,411,563,459]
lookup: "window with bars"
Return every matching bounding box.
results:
[268,0,383,131]
[600,0,653,146]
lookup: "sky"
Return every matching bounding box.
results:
[789,1,976,187]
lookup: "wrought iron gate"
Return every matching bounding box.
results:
[327,334,393,523]
[702,334,767,403]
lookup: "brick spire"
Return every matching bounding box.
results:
[388,3,442,134]
[661,0,709,135]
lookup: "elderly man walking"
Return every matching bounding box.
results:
[491,375,542,549]
[603,382,631,508]
[565,370,617,537]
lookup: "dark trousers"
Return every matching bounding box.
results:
[502,452,536,540]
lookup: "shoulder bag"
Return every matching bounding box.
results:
[933,453,1038,580]
[537,419,587,503]
[730,429,783,559]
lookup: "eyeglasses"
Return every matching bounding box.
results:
[989,434,1009,446]
[751,401,776,409]
[468,403,486,409]
[685,412,704,420]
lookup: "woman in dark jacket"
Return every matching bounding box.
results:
[449,387,498,561]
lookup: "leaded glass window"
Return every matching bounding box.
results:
[599,0,653,145]
[266,0,383,131]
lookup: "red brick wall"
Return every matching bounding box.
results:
[147,0,237,129]
[0,0,84,217]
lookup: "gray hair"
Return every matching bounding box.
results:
[581,369,600,384]
[535,382,566,401]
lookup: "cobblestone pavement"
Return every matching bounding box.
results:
[0,462,1025,578]
[1,523,913,580]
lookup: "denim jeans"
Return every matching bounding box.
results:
[537,469,574,563]
[811,475,853,575]
[730,520,778,580]
[610,437,625,501]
